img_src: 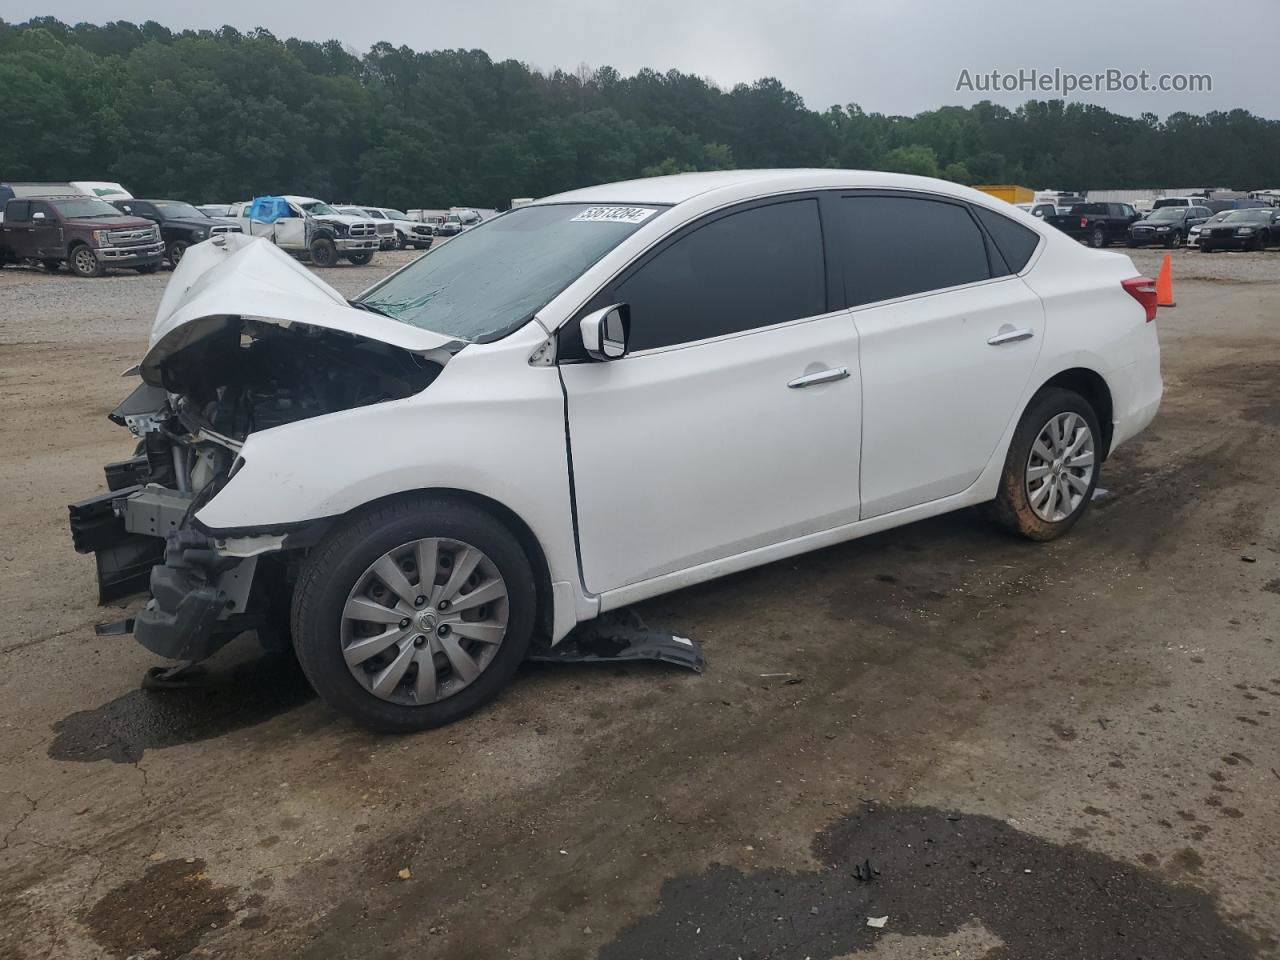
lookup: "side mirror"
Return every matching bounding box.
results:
[580,303,630,361]
[32,211,46,221]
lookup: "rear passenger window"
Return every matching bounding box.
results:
[7,200,30,221]
[833,195,991,306]
[972,205,1041,273]
[614,199,825,352]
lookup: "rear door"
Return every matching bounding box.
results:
[829,193,1046,518]
[560,197,862,596]
[4,200,34,255]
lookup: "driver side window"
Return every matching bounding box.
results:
[611,199,826,353]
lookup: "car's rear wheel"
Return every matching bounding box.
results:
[1089,227,1106,248]
[292,496,535,732]
[69,244,103,278]
[309,237,337,267]
[983,387,1100,541]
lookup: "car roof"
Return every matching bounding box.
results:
[535,168,1004,209]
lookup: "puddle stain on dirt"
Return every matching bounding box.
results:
[599,805,1267,960]
[84,858,237,960]
[48,654,314,764]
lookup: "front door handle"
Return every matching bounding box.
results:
[987,327,1035,346]
[788,366,850,389]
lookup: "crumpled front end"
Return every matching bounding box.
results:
[69,235,456,664]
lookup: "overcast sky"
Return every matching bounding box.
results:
[7,0,1277,119]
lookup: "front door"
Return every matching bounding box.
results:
[30,201,62,258]
[560,197,862,596]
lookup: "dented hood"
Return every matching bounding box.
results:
[143,233,455,384]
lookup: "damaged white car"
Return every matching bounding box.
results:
[70,170,1162,731]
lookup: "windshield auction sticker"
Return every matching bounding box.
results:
[571,206,658,224]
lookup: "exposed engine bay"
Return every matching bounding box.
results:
[69,317,444,663]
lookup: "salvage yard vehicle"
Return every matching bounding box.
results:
[1188,210,1231,248]
[1126,205,1211,248]
[334,205,396,249]
[0,195,163,276]
[69,170,1162,731]
[1044,201,1141,247]
[111,198,242,266]
[337,206,435,250]
[234,195,379,266]
[1197,207,1280,252]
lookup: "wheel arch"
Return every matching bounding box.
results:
[1037,367,1114,459]
[337,487,556,642]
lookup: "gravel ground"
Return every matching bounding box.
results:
[1,242,1279,959]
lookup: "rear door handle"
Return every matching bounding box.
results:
[788,366,850,389]
[987,327,1035,346]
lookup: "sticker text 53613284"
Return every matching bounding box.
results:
[571,206,658,225]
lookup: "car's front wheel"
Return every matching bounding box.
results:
[69,244,104,278]
[309,237,337,267]
[166,240,189,266]
[983,387,1100,541]
[292,496,536,731]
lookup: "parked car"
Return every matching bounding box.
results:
[1188,210,1232,248]
[1126,205,1211,248]
[234,195,379,266]
[0,195,163,276]
[365,206,435,249]
[69,170,1162,731]
[1151,196,1206,210]
[334,205,397,249]
[1198,207,1280,252]
[1016,202,1070,219]
[111,198,242,266]
[1044,202,1141,247]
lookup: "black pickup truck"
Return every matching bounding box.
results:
[1044,202,1141,248]
[0,195,164,276]
[111,198,242,266]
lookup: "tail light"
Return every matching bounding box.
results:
[1122,276,1157,322]
[1080,216,1088,229]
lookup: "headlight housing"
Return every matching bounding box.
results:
[1155,226,1169,232]
[92,229,109,246]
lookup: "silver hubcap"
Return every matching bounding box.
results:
[340,538,508,706]
[1026,412,1095,523]
[75,248,96,272]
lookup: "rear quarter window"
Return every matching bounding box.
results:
[972,206,1041,273]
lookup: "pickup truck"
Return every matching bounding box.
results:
[1043,202,1141,248]
[235,195,379,266]
[0,195,164,276]
[111,198,242,266]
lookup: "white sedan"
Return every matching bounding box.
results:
[71,170,1162,731]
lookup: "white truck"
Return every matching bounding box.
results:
[233,195,380,266]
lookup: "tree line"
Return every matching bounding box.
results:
[2,17,1277,210]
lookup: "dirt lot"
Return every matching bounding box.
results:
[1,246,1278,959]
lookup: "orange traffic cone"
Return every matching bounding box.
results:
[1156,254,1175,308]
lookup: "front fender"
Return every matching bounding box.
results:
[193,334,580,590]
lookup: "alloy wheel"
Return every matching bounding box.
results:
[1026,412,1095,522]
[339,538,509,706]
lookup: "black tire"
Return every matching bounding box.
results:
[41,259,61,272]
[69,244,104,278]
[291,495,536,732]
[309,236,337,267]
[1089,227,1106,248]
[394,232,407,250]
[345,250,374,265]
[166,240,189,266]
[982,387,1101,542]
[1251,234,1265,252]
[134,264,160,274]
